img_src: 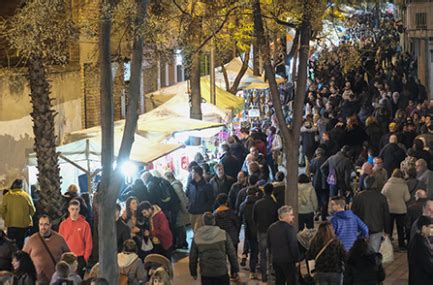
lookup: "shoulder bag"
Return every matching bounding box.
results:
[38,234,57,267]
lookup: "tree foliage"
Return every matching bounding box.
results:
[0,0,77,63]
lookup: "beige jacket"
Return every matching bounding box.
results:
[298,183,318,214]
[381,177,411,214]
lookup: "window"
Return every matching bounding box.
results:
[415,13,427,29]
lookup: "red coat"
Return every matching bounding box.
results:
[150,206,173,250]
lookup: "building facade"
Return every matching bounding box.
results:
[404,0,433,96]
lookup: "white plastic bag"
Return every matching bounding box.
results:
[379,236,394,264]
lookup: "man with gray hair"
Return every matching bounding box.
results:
[416,159,433,199]
[267,205,300,285]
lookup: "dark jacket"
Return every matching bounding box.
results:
[321,151,354,193]
[365,123,383,151]
[228,182,247,211]
[14,272,36,285]
[344,251,385,285]
[220,152,241,178]
[239,195,259,240]
[189,225,239,277]
[229,142,246,163]
[272,181,285,208]
[408,233,433,285]
[0,233,16,271]
[116,218,131,252]
[119,180,149,203]
[213,205,240,245]
[310,155,328,190]
[306,238,346,273]
[267,221,300,264]
[331,210,369,251]
[352,189,391,234]
[253,195,278,233]
[379,143,406,176]
[235,185,256,213]
[146,176,180,215]
[186,179,214,215]
[209,175,236,197]
[407,198,427,230]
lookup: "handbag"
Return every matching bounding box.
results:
[308,238,335,274]
[298,259,315,285]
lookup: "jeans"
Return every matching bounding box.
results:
[258,231,268,280]
[174,225,187,248]
[329,185,339,198]
[390,213,406,247]
[298,212,314,230]
[201,274,230,285]
[77,256,87,279]
[314,272,343,285]
[248,238,259,273]
[7,227,28,250]
[369,232,383,253]
[272,262,297,285]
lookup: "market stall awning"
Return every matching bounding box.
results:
[144,76,244,112]
[28,134,183,166]
[243,78,286,90]
[66,109,225,143]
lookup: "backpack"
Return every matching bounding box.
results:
[156,178,180,211]
[326,167,337,186]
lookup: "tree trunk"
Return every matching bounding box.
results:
[221,65,230,91]
[228,51,250,94]
[190,51,202,120]
[253,0,311,229]
[28,55,63,225]
[252,40,260,76]
[98,0,117,282]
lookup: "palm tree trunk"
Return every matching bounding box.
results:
[28,55,63,225]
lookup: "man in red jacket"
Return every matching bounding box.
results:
[139,201,173,258]
[59,199,92,278]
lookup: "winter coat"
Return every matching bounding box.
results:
[272,181,285,208]
[352,189,390,234]
[149,205,173,250]
[379,143,406,177]
[228,182,247,212]
[229,142,246,162]
[306,238,346,273]
[145,176,180,217]
[209,175,236,197]
[119,181,149,203]
[50,271,81,285]
[321,151,354,193]
[417,169,433,199]
[298,183,318,214]
[344,251,385,285]
[219,152,241,178]
[407,198,427,230]
[0,188,35,228]
[408,233,433,285]
[116,218,131,252]
[301,125,318,160]
[189,225,239,277]
[365,124,382,151]
[372,168,388,192]
[117,252,146,284]
[406,178,426,201]
[59,215,93,261]
[253,195,278,233]
[267,221,300,264]
[15,272,36,285]
[213,205,240,245]
[381,177,411,214]
[185,179,214,215]
[310,155,328,190]
[239,195,259,240]
[331,210,369,251]
[344,125,369,149]
[170,179,190,227]
[0,233,16,271]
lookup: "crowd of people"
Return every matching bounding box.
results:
[1,8,433,285]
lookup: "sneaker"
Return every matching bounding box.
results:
[399,245,407,251]
[262,275,267,283]
[249,272,257,279]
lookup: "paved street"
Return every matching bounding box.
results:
[171,228,409,285]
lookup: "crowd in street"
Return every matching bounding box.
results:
[1,9,433,285]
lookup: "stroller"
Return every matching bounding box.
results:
[144,254,173,284]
